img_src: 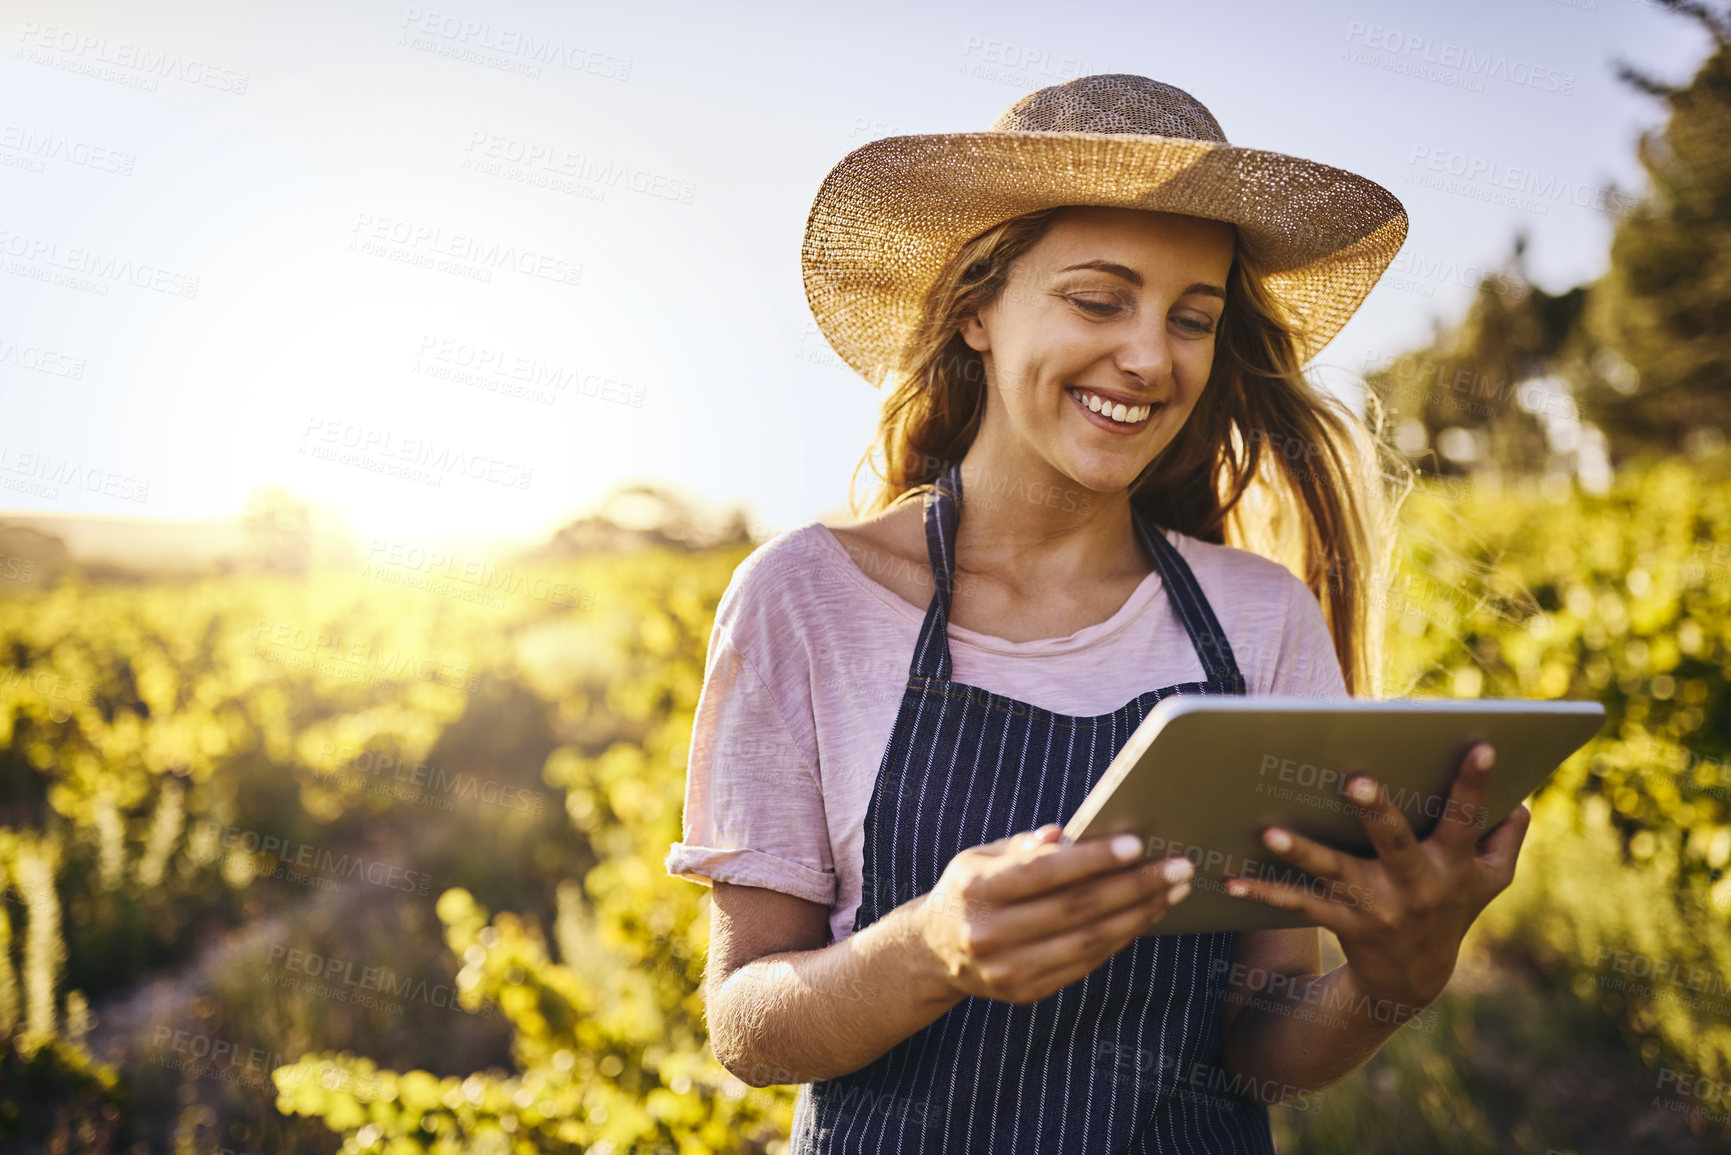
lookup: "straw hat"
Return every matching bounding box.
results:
[801,74,1408,386]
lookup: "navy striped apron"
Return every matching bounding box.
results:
[790,461,1275,1154]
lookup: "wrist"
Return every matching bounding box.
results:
[1336,962,1440,1028]
[888,896,968,1009]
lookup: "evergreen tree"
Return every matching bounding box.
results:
[1580,0,1731,458]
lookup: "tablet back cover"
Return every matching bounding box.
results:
[1061,698,1606,935]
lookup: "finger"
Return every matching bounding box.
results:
[980,879,1192,999]
[1431,743,1497,857]
[1003,824,1064,854]
[1224,873,1369,937]
[968,856,1194,947]
[1258,825,1364,888]
[975,829,1159,906]
[1473,801,1531,894]
[1341,774,1429,884]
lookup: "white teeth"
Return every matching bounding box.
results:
[1071,388,1152,425]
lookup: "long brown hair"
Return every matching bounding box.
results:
[847,206,1410,697]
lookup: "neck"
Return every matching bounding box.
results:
[950,448,1154,593]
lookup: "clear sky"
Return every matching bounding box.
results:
[0,0,1717,547]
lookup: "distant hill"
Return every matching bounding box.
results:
[518,483,757,561]
[0,512,252,584]
[0,481,765,589]
[0,521,73,591]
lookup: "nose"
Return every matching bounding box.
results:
[1113,309,1173,388]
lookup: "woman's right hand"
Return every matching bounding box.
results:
[913,824,1194,1005]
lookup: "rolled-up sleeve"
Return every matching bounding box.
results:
[665,620,837,907]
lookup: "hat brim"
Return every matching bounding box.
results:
[801,131,1408,386]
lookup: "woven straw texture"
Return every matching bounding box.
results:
[801,74,1408,386]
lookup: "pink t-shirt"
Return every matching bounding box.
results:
[665,520,1350,945]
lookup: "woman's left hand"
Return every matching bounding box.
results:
[1224,742,1529,1014]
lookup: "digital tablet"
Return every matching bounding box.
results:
[1059,696,1607,935]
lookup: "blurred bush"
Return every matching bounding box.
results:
[1385,449,1731,1087]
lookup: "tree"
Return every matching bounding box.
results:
[1578,0,1731,459]
[1367,233,1587,478]
[240,486,316,576]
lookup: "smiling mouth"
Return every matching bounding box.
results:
[1067,386,1161,428]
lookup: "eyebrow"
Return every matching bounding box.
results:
[1056,260,1226,300]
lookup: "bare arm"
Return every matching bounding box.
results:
[704,824,1197,1086]
[1216,927,1412,1103]
[704,882,963,1086]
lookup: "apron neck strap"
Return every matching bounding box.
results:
[910,459,1245,689]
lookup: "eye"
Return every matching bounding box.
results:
[1173,315,1216,336]
[1067,295,1121,317]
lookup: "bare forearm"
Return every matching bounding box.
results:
[708,902,965,1085]
[1218,964,1426,1101]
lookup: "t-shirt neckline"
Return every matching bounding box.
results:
[810,522,1167,657]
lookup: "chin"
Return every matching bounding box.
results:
[1054,457,1147,498]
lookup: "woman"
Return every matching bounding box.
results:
[666,74,1529,1153]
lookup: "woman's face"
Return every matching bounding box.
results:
[959,206,1237,496]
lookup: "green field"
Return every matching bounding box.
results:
[3,453,1731,1153]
